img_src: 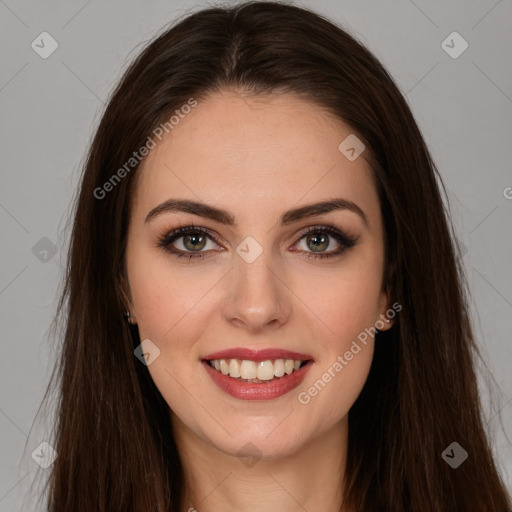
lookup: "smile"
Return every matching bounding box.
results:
[207,358,307,382]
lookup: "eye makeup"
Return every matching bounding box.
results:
[155,223,359,261]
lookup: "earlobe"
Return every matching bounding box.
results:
[376,289,396,331]
[124,311,137,325]
[119,274,137,324]
[376,311,393,331]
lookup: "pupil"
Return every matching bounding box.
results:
[307,233,328,252]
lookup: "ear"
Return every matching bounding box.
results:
[118,273,137,325]
[376,289,395,331]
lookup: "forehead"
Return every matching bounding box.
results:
[131,92,380,227]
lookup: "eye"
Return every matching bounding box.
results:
[157,226,221,260]
[291,226,358,259]
[157,224,358,261]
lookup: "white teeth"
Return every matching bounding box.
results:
[240,360,257,379]
[220,359,229,375]
[257,360,275,381]
[274,359,285,377]
[208,358,307,381]
[229,359,241,378]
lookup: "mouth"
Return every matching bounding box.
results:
[200,348,314,400]
[205,357,311,383]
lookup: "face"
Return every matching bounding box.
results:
[124,91,393,461]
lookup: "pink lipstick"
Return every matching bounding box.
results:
[201,347,314,401]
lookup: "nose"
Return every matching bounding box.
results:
[222,250,291,333]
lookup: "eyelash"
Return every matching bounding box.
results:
[156,224,358,261]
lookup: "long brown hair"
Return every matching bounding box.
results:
[34,1,510,510]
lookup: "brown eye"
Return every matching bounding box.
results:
[158,226,220,259]
[183,233,207,251]
[293,226,358,260]
[305,232,330,252]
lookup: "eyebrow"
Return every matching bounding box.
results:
[144,198,368,228]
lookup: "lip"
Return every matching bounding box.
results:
[202,347,314,362]
[202,359,314,401]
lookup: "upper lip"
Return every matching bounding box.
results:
[202,348,314,362]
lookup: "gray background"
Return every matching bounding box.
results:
[1,0,511,509]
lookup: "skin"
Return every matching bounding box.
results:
[124,91,394,512]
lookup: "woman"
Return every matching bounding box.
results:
[39,1,511,510]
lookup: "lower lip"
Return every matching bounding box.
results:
[202,360,314,401]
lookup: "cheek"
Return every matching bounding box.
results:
[127,258,213,421]
[294,273,379,420]
[291,259,382,416]
[293,256,384,347]
[297,342,374,428]
[126,246,216,342]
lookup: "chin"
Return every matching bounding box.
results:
[206,423,309,462]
